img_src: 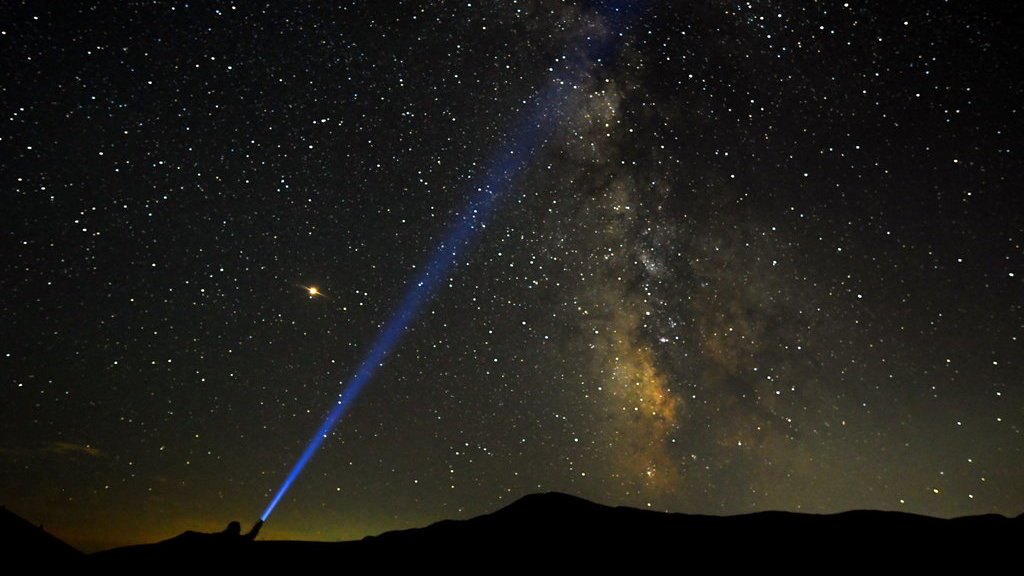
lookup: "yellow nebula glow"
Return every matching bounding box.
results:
[609,337,681,490]
[597,307,682,494]
[307,286,320,297]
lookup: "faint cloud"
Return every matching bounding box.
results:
[47,441,104,458]
[0,441,105,461]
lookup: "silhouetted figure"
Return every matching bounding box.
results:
[244,520,263,541]
[216,519,262,542]
[222,521,242,538]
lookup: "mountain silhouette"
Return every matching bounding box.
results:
[42,493,1024,569]
[0,505,83,566]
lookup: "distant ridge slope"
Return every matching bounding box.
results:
[87,492,1022,568]
[0,505,83,565]
[363,491,1021,561]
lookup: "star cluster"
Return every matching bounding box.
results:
[1,1,1021,552]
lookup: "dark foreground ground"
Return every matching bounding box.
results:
[5,493,1021,570]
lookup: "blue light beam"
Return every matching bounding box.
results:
[261,2,636,522]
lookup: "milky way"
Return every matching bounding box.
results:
[1,1,1021,551]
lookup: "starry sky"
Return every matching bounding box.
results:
[2,0,1021,552]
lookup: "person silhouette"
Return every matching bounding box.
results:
[215,520,261,542]
[243,520,263,541]
[222,521,242,538]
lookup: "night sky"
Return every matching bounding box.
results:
[2,0,1021,552]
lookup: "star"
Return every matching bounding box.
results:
[2,0,1018,552]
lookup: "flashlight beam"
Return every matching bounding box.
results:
[260,83,571,523]
[261,2,636,522]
